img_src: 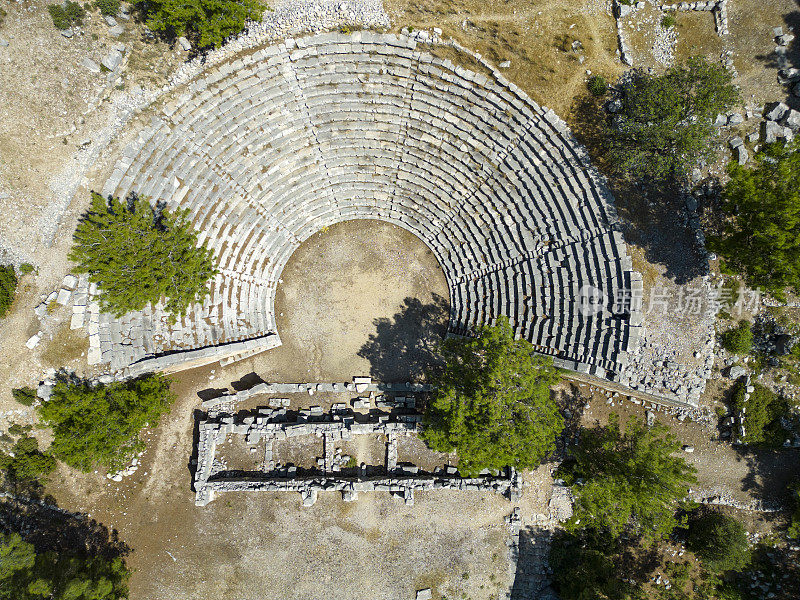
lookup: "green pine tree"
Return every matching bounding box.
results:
[687,510,751,573]
[0,532,129,600]
[561,413,697,540]
[134,0,265,49]
[422,316,564,477]
[37,373,175,473]
[605,57,738,182]
[0,436,56,484]
[710,140,800,296]
[70,192,218,319]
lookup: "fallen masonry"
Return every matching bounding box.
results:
[200,377,430,410]
[193,408,522,507]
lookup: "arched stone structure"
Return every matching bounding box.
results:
[98,31,642,382]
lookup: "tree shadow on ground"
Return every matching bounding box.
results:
[510,527,560,600]
[569,95,708,285]
[737,446,800,505]
[357,294,449,382]
[230,372,264,391]
[0,495,129,559]
[553,383,589,458]
[197,387,228,401]
[755,6,800,109]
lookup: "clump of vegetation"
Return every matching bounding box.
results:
[344,456,358,469]
[37,373,175,472]
[0,532,130,600]
[732,382,795,447]
[549,528,641,600]
[711,140,800,297]
[47,1,86,30]
[133,0,265,49]
[560,413,697,540]
[721,320,753,354]
[0,264,17,318]
[587,75,608,97]
[604,57,738,182]
[687,510,751,573]
[11,387,37,407]
[17,263,34,275]
[94,0,120,16]
[788,481,800,540]
[0,6,7,28]
[550,524,750,600]
[70,192,218,319]
[0,436,56,484]
[422,316,563,477]
[661,13,676,28]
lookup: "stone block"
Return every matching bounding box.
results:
[785,109,800,130]
[82,58,101,73]
[766,102,789,121]
[101,50,123,72]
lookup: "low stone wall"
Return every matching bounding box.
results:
[201,379,431,410]
[194,408,521,507]
[127,333,281,378]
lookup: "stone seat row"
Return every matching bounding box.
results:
[97,32,638,381]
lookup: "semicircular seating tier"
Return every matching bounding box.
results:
[97,31,643,383]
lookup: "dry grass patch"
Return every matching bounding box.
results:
[40,324,88,367]
[384,0,623,113]
[674,11,724,64]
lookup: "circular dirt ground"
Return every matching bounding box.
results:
[247,219,450,382]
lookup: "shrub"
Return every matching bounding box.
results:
[661,13,676,28]
[70,191,218,319]
[7,423,28,438]
[604,57,738,182]
[134,0,265,49]
[0,532,129,600]
[17,263,34,275]
[732,382,793,446]
[48,1,85,29]
[587,75,608,97]
[37,373,175,472]
[422,316,563,477]
[688,510,751,573]
[721,320,753,354]
[560,413,697,540]
[48,4,70,29]
[11,387,37,407]
[64,1,85,22]
[94,0,120,16]
[0,265,17,318]
[0,436,57,483]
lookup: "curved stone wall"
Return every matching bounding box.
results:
[99,31,642,382]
